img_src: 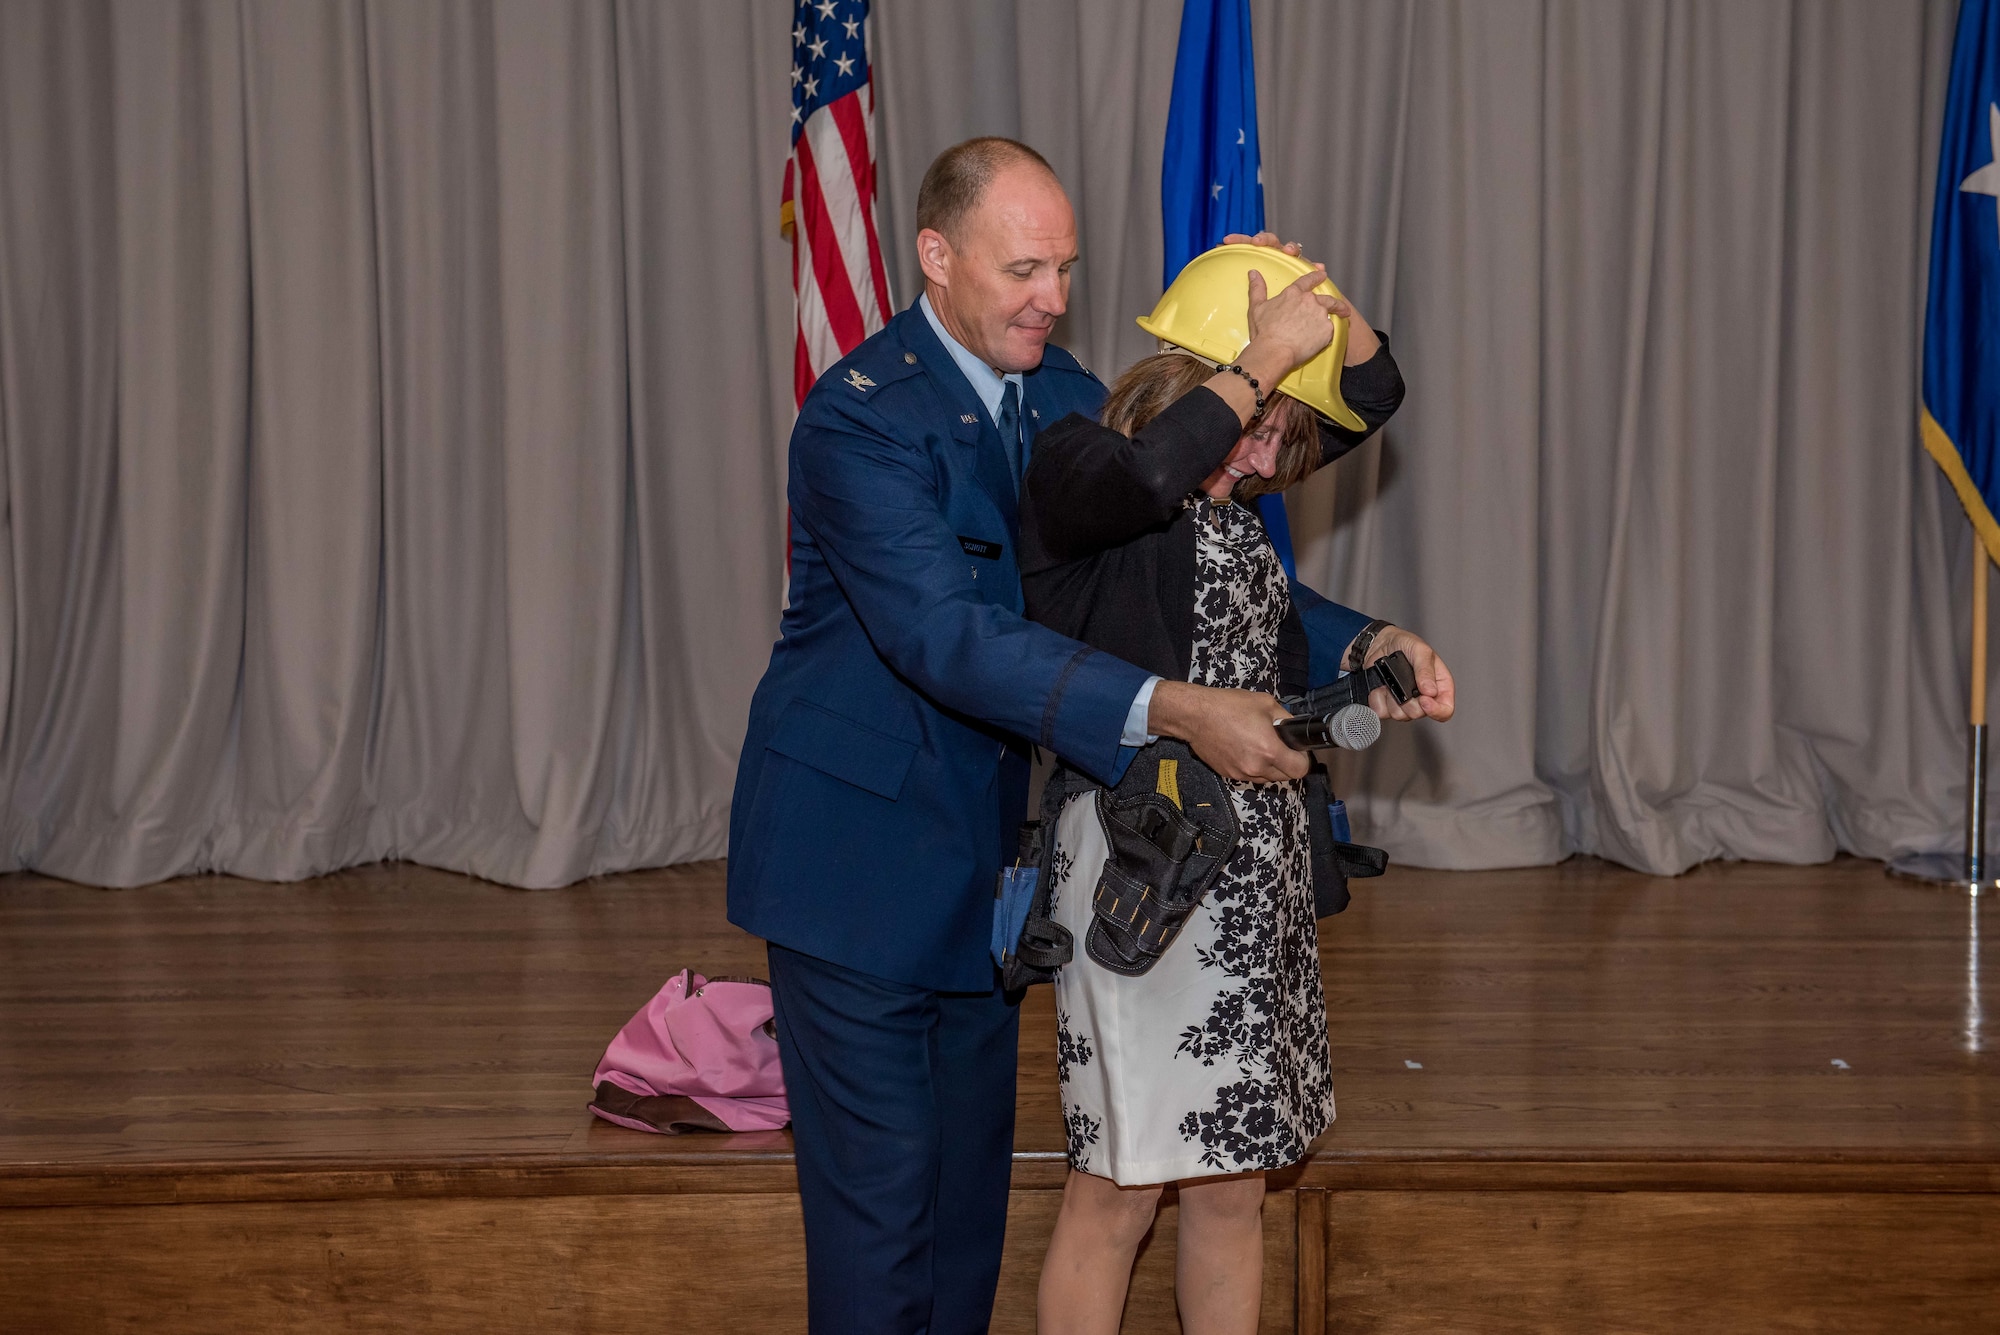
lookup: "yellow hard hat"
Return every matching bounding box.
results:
[1136,243,1365,432]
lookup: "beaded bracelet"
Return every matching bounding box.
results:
[1217,362,1267,419]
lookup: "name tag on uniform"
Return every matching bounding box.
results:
[958,536,1003,560]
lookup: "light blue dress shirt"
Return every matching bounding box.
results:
[920,293,1023,427]
[918,293,1160,747]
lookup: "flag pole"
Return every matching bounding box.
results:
[1897,0,2000,894]
[1891,538,1993,896]
[1968,543,1989,888]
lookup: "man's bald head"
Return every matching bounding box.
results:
[916,138,1059,244]
[914,138,1076,373]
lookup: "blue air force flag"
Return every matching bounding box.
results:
[1161,0,1295,575]
[1924,0,2000,558]
[1161,0,1264,285]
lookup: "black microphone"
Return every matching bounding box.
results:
[1272,650,1418,753]
[1274,703,1381,752]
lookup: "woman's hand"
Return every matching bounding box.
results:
[1225,230,1302,255]
[1225,231,1380,366]
[1238,269,1337,389]
[1205,267,1336,426]
[1356,626,1456,723]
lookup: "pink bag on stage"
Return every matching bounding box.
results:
[588,969,790,1134]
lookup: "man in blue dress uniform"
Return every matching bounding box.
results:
[728,138,1426,1332]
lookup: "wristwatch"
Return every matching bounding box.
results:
[1345,619,1393,672]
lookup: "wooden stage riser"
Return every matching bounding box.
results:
[1308,1189,2000,1334]
[0,1189,1295,1335]
[10,1155,2000,1209]
[6,1188,1994,1333]
[5,857,1992,1331]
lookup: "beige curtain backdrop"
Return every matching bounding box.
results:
[0,0,1975,886]
[0,0,801,886]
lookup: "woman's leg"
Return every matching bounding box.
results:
[1174,1172,1267,1335]
[1037,1168,1165,1333]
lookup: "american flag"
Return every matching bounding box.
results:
[781,0,892,408]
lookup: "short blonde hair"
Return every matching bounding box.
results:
[1098,353,1318,500]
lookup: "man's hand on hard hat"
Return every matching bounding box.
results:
[1224,230,1382,366]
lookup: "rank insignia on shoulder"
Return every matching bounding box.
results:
[845,368,875,392]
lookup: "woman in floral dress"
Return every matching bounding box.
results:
[1018,254,1438,1332]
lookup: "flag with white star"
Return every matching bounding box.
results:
[1161,0,1265,288]
[1160,0,1295,576]
[1924,0,2000,557]
[781,0,891,408]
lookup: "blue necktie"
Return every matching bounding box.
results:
[998,380,1025,496]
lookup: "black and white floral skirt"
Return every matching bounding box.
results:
[1049,495,1335,1186]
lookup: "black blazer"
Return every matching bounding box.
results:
[1018,342,1406,698]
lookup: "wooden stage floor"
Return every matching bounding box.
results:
[2,856,1995,1331]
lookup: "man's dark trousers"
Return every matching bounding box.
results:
[768,943,1020,1334]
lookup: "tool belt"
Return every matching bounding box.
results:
[999,741,1387,990]
[1080,740,1239,976]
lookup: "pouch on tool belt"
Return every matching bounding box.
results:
[1083,740,1240,977]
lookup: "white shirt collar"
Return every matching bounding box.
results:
[919,292,1024,428]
